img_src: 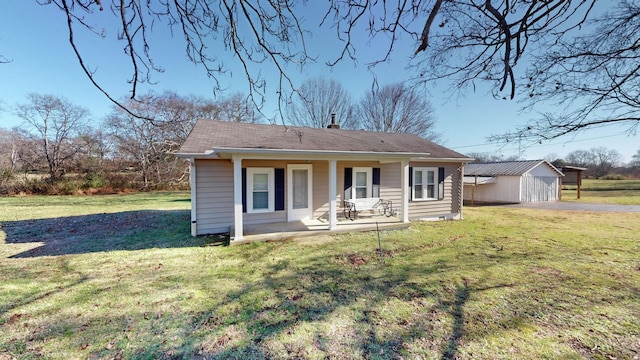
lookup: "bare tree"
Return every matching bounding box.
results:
[0,128,23,172]
[38,0,312,119]
[286,77,357,129]
[31,1,639,143]
[73,127,110,174]
[356,83,438,140]
[566,147,622,178]
[104,92,221,189]
[590,147,622,179]
[217,93,260,123]
[16,94,90,183]
[465,152,521,164]
[104,91,255,188]
[631,149,640,167]
[492,1,640,143]
[34,2,594,115]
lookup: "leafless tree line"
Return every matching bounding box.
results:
[468,146,636,179]
[0,81,440,193]
[0,92,257,194]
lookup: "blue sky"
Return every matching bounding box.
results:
[1,1,637,163]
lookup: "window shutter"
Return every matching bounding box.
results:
[275,168,285,211]
[241,168,247,213]
[372,167,380,197]
[408,166,413,202]
[344,167,352,200]
[438,167,445,200]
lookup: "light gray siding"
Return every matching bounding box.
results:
[195,160,234,235]
[379,162,402,207]
[409,163,461,220]
[232,159,291,226]
[193,159,465,235]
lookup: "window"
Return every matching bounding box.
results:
[247,168,274,213]
[412,167,437,200]
[353,167,372,199]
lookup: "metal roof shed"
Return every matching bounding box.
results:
[463,160,564,203]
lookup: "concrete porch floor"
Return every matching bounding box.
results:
[231,214,409,244]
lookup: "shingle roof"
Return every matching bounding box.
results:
[464,160,563,176]
[178,119,469,159]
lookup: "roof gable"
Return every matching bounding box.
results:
[464,160,563,177]
[178,119,469,159]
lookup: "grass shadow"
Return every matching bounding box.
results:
[186,247,516,359]
[3,210,226,258]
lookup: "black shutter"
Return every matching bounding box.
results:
[438,167,445,200]
[408,166,413,202]
[275,168,285,211]
[241,168,247,213]
[372,167,381,197]
[344,167,352,200]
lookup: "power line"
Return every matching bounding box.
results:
[451,132,630,151]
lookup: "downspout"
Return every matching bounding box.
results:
[189,158,197,236]
[459,164,465,220]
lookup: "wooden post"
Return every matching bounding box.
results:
[558,176,562,200]
[577,171,582,199]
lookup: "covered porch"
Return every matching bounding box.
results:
[224,154,412,241]
[231,215,408,244]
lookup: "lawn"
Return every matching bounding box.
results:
[1,193,639,359]
[562,179,640,205]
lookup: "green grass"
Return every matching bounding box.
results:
[0,191,192,221]
[1,193,639,359]
[562,179,640,205]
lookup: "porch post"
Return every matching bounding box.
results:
[401,160,410,223]
[328,159,337,230]
[232,156,243,240]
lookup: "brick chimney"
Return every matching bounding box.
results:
[327,113,340,129]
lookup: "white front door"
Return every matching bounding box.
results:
[287,164,313,221]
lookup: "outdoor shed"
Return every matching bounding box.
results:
[177,119,473,241]
[463,160,563,203]
[559,165,587,199]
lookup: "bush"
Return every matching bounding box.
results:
[601,174,628,180]
[81,173,108,190]
[0,170,188,195]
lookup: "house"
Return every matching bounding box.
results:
[177,119,473,241]
[463,160,564,204]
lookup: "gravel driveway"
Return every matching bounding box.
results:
[500,201,640,212]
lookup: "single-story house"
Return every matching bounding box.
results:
[177,119,473,241]
[463,160,564,204]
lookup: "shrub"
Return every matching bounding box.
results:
[601,174,628,180]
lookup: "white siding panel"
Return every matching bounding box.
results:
[195,160,234,235]
[521,176,558,202]
[465,176,521,203]
[528,163,560,177]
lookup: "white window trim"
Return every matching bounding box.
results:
[247,167,275,213]
[412,167,438,201]
[352,167,373,199]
